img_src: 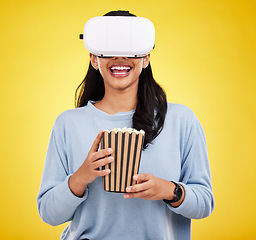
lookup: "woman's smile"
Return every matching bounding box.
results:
[90,54,150,92]
[109,63,133,78]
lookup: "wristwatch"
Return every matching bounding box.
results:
[163,181,183,204]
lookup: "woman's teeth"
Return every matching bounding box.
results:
[110,66,131,72]
[109,65,132,77]
[111,66,130,70]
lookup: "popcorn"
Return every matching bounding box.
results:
[106,127,145,135]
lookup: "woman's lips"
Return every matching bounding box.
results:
[109,64,132,78]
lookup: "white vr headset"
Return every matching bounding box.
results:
[80,16,155,58]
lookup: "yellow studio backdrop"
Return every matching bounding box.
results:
[1,0,255,239]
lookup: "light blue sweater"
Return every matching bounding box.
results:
[37,101,214,240]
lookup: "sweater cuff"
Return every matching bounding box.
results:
[55,175,89,208]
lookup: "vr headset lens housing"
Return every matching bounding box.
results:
[81,16,155,58]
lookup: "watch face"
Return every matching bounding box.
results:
[176,186,183,199]
[163,182,183,204]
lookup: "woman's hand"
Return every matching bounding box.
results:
[68,130,113,197]
[124,173,185,207]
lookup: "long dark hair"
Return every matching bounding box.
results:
[75,11,167,149]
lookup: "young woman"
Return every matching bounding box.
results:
[37,10,214,240]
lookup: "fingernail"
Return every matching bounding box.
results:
[133,175,138,180]
[106,169,110,173]
[108,156,114,161]
[126,187,131,192]
[107,148,113,154]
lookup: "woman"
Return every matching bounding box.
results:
[37,10,214,240]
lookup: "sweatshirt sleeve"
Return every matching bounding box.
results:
[167,112,215,219]
[37,120,88,226]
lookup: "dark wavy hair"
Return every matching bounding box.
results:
[75,10,167,149]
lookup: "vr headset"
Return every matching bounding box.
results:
[80,16,155,58]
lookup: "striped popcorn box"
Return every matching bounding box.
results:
[100,127,145,193]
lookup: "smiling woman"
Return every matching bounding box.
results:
[37,10,214,240]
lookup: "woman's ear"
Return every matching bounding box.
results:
[143,54,150,69]
[90,53,99,70]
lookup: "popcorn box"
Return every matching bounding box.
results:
[100,127,145,193]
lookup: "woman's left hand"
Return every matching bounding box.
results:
[124,173,175,201]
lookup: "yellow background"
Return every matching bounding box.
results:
[1,0,255,239]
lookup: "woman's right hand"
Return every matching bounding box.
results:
[68,130,113,197]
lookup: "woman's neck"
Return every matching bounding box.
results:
[94,90,137,115]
